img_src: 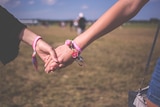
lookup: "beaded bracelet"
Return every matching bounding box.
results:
[32,36,42,70]
[65,39,84,66]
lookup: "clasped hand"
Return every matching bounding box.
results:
[45,44,75,73]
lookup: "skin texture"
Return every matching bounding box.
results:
[19,28,59,73]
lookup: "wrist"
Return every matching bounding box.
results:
[73,34,88,51]
[72,41,82,53]
[32,36,42,71]
[65,40,82,59]
[32,36,42,51]
[65,39,84,66]
[73,38,83,51]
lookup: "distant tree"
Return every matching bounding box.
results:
[150,18,159,23]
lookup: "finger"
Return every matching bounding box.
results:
[58,63,65,68]
[44,58,53,73]
[45,65,55,73]
[44,57,60,68]
[49,48,59,63]
[44,56,52,67]
[45,61,59,73]
[47,66,59,73]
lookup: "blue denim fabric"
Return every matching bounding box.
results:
[147,58,160,106]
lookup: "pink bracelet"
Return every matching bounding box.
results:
[72,41,82,53]
[65,39,84,66]
[65,39,82,54]
[32,36,42,51]
[32,36,42,71]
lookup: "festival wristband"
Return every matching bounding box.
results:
[65,39,84,66]
[32,36,42,71]
[32,36,42,51]
[65,39,82,54]
[72,41,82,53]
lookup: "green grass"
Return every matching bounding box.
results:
[0,23,160,107]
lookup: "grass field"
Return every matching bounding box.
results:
[0,23,160,107]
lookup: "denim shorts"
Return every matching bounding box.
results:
[147,58,160,106]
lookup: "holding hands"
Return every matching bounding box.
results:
[44,40,84,73]
[26,0,149,73]
[33,37,60,73]
[20,29,83,73]
[19,28,74,73]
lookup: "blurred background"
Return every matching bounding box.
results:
[0,0,160,21]
[0,0,160,107]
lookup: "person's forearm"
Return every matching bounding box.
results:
[73,0,149,50]
[19,28,39,46]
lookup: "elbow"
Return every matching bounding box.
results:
[124,0,149,18]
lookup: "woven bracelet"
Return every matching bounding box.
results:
[32,36,42,70]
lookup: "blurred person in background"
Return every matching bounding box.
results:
[77,12,86,35]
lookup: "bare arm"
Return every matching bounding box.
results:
[73,0,149,50]
[19,28,59,73]
[53,0,149,68]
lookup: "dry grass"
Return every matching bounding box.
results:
[0,23,160,107]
